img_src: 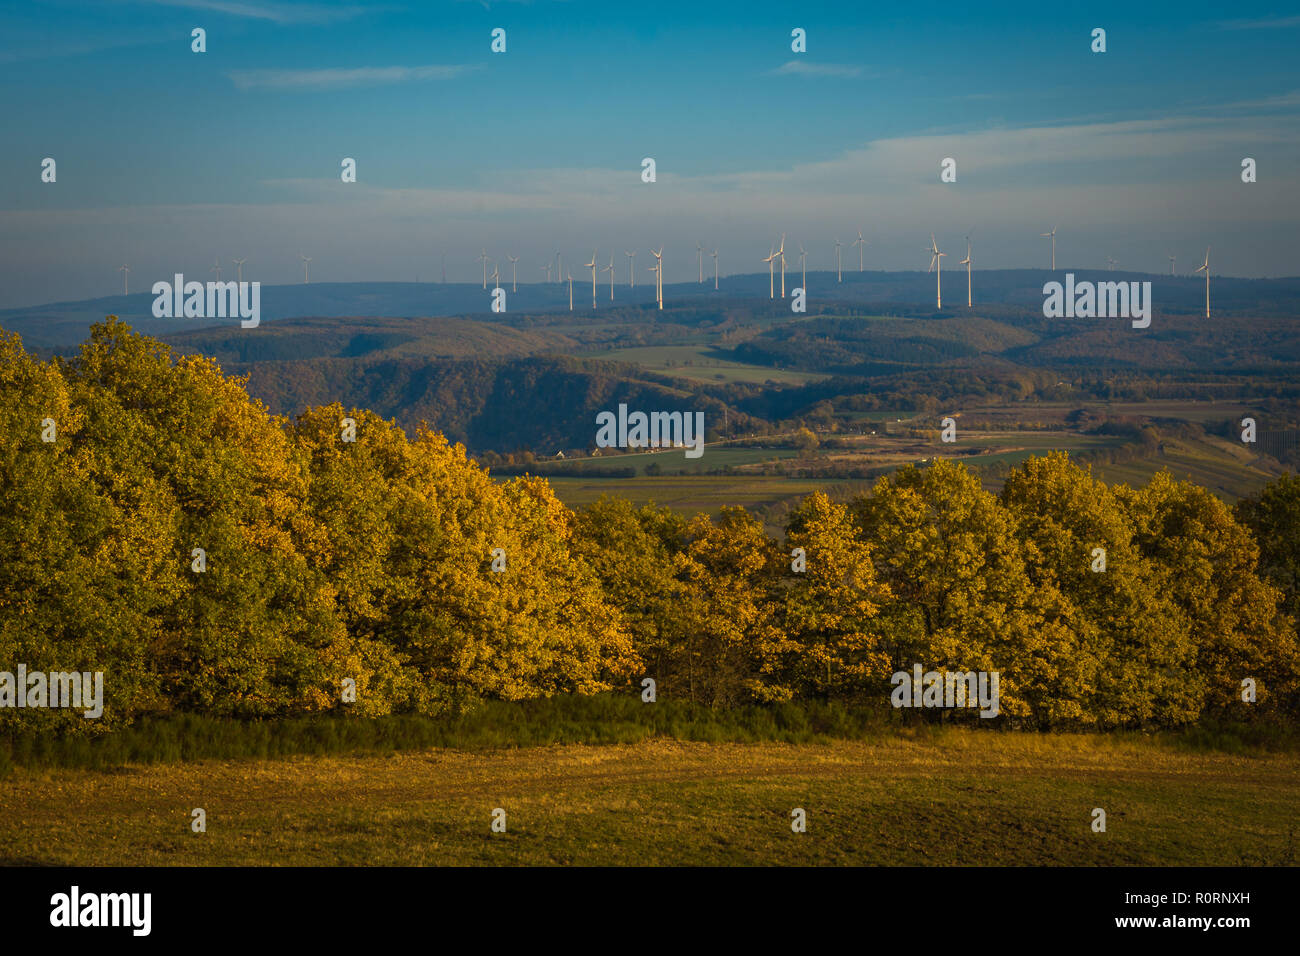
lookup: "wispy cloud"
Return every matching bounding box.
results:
[770,60,863,78]
[228,63,480,91]
[139,0,371,24]
[0,30,170,64]
[1218,15,1300,30]
[1179,90,1300,114]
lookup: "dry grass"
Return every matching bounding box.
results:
[2,731,1295,866]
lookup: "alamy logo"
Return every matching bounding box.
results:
[1043,273,1151,328]
[50,886,151,936]
[595,403,705,458]
[151,274,261,329]
[891,664,1000,718]
[0,665,103,718]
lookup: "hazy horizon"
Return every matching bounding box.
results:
[2,0,1298,308]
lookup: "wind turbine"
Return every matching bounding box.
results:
[625,250,636,288]
[584,249,599,307]
[1194,247,1211,318]
[541,263,551,283]
[762,245,777,299]
[651,247,663,309]
[118,264,129,295]
[959,236,972,308]
[210,258,222,282]
[835,239,842,282]
[232,257,247,282]
[556,252,563,285]
[1105,256,1118,271]
[1168,254,1176,276]
[301,254,312,284]
[648,260,661,308]
[1040,227,1056,270]
[508,255,519,292]
[853,230,866,271]
[477,249,489,289]
[603,255,615,301]
[697,241,704,283]
[778,234,786,298]
[567,271,574,311]
[711,249,719,289]
[799,243,806,290]
[489,261,500,290]
[927,233,945,309]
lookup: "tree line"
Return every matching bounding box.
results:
[2,320,1297,736]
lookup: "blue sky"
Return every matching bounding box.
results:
[2,0,1299,306]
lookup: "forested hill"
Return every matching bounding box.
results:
[238,354,735,454]
[4,271,1300,456]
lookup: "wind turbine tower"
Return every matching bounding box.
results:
[853,230,866,271]
[959,237,972,308]
[508,255,519,292]
[1194,247,1211,318]
[301,255,312,284]
[927,234,945,309]
[711,249,718,289]
[118,264,129,295]
[778,234,786,298]
[603,255,615,300]
[584,250,599,307]
[232,258,247,282]
[1040,227,1057,270]
[651,247,663,309]
[625,250,636,288]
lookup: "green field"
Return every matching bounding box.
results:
[543,445,802,476]
[1091,435,1280,501]
[582,345,827,385]
[537,474,852,514]
[3,731,1293,866]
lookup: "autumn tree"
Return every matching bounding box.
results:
[61,320,345,717]
[674,507,786,705]
[570,496,687,693]
[851,459,1044,723]
[1001,453,1197,728]
[781,492,891,699]
[1123,471,1299,716]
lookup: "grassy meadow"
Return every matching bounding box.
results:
[2,704,1295,866]
[2,735,1293,867]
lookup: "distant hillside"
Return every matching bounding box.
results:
[5,270,1299,350]
[237,354,742,454]
[165,314,580,364]
[5,271,1299,456]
